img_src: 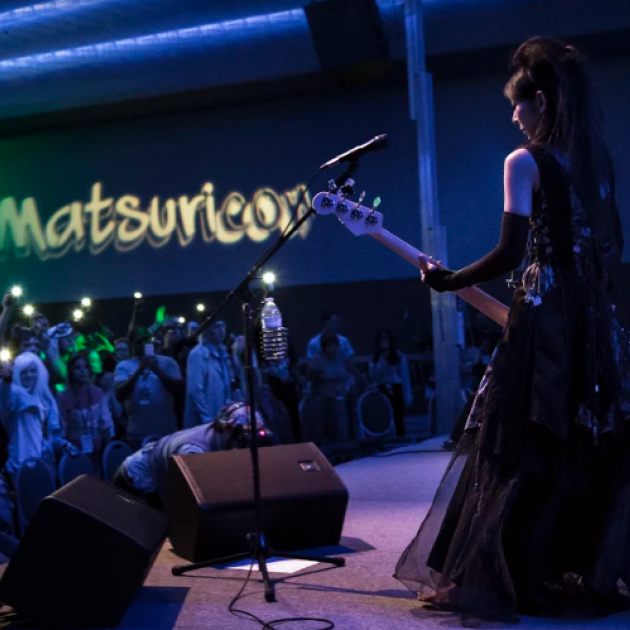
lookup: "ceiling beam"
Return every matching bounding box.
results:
[0,25,629,138]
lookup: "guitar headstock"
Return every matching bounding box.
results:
[311,190,384,237]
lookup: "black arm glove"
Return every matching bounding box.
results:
[424,212,530,293]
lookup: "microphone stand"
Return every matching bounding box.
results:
[171,162,359,602]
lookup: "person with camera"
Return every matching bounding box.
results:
[114,328,183,451]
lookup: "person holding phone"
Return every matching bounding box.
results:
[114,328,183,451]
[1,352,78,479]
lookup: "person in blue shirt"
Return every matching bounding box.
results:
[114,328,183,450]
[183,321,235,429]
[306,312,354,360]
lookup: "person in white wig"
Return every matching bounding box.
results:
[0,352,77,478]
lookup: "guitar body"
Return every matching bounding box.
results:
[311,191,509,328]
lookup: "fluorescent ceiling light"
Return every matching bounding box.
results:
[0,8,307,78]
[0,0,106,27]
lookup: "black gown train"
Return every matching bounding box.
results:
[395,144,630,618]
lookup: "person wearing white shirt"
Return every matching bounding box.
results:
[368,329,413,436]
[0,352,76,478]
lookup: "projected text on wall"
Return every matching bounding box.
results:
[0,181,313,260]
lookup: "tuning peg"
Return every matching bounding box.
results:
[365,196,381,225]
[350,190,366,219]
[321,179,337,208]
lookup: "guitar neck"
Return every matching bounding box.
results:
[372,229,509,328]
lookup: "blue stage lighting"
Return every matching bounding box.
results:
[0,8,307,77]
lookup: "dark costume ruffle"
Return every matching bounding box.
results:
[395,145,630,620]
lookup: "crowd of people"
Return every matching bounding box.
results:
[0,289,418,529]
[2,32,629,627]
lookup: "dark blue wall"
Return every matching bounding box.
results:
[3,55,629,343]
[1,85,420,304]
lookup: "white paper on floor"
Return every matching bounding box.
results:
[220,558,320,574]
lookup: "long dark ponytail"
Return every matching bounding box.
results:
[504,37,613,209]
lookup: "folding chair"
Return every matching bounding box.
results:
[58,452,95,487]
[357,389,396,440]
[15,458,56,534]
[101,440,134,483]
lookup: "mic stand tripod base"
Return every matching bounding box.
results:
[172,533,345,603]
[171,300,344,604]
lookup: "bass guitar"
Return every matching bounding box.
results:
[311,190,509,328]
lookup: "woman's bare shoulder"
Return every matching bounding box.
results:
[505,147,540,196]
[505,147,538,172]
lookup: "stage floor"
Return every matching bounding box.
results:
[5,438,630,630]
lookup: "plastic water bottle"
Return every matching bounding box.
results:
[260,298,286,362]
[261,298,282,330]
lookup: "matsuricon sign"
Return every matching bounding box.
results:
[0,181,312,260]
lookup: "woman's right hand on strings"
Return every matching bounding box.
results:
[418,254,440,282]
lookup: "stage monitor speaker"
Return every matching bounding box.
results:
[0,475,168,629]
[168,442,349,562]
[305,0,391,72]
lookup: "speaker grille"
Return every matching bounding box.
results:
[181,443,346,506]
[0,475,168,628]
[168,443,349,562]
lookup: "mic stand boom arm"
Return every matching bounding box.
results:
[195,160,359,338]
[172,164,349,603]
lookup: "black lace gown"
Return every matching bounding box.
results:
[395,144,630,619]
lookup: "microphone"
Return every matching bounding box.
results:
[320,134,389,169]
